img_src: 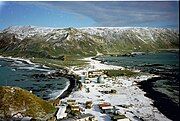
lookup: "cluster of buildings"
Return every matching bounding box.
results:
[56,99,97,121]
[98,102,130,121]
[55,69,131,121]
[80,70,106,84]
[56,99,130,121]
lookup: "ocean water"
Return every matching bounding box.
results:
[0,57,69,99]
[97,52,179,68]
[96,52,179,120]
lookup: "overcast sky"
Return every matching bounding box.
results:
[0,1,179,29]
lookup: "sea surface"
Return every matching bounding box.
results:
[96,51,179,121]
[0,57,69,99]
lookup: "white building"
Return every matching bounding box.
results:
[56,105,67,120]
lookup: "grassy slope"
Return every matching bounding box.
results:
[31,56,88,68]
[103,69,139,77]
[0,86,55,120]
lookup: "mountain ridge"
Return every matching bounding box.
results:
[0,26,179,58]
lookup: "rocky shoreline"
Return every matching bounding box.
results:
[31,69,80,100]
[58,74,79,99]
[138,77,179,121]
[138,62,179,121]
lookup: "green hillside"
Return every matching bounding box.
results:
[0,86,55,120]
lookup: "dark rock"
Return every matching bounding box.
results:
[14,79,20,81]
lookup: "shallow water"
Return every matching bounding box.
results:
[0,57,69,99]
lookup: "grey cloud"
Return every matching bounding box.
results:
[22,1,179,28]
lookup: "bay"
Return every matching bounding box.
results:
[0,57,69,99]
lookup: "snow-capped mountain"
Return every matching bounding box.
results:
[0,26,179,58]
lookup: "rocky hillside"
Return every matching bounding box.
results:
[80,27,179,53]
[0,26,178,58]
[0,86,55,120]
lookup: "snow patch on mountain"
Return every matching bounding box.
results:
[1,26,178,45]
